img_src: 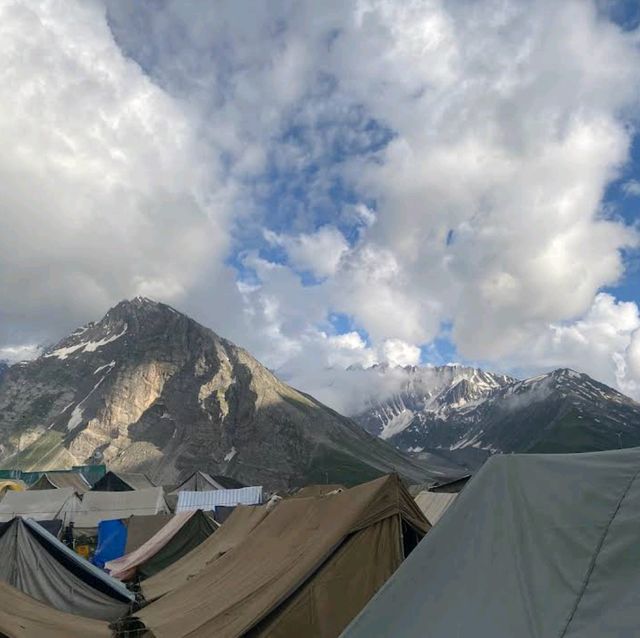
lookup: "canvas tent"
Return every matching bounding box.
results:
[141,503,271,602]
[0,488,79,525]
[175,486,263,513]
[342,448,640,638]
[169,471,245,494]
[129,474,428,638]
[74,487,168,528]
[413,490,457,525]
[124,513,173,553]
[0,580,111,638]
[29,471,91,493]
[107,510,218,581]
[91,471,155,492]
[0,517,134,620]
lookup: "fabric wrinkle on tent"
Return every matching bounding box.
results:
[124,513,173,554]
[74,486,169,528]
[106,510,218,581]
[92,519,128,569]
[0,580,111,638]
[176,486,263,513]
[0,516,134,621]
[341,447,640,638]
[0,488,80,525]
[129,474,428,638]
[140,503,272,602]
[413,491,457,526]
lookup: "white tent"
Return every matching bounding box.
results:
[0,488,80,525]
[413,491,457,525]
[74,487,168,528]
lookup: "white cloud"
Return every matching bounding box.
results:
[380,339,421,367]
[622,179,640,197]
[0,344,41,364]
[0,0,230,345]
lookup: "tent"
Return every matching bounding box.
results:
[124,513,173,553]
[169,471,245,494]
[29,471,91,493]
[0,488,79,525]
[91,471,155,492]
[413,490,457,525]
[129,474,428,638]
[175,486,263,513]
[0,580,111,638]
[107,510,218,581]
[342,448,640,638]
[0,517,134,620]
[291,484,344,498]
[74,487,169,528]
[141,503,272,602]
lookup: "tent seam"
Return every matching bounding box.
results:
[557,465,640,638]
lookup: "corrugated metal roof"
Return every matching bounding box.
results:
[176,487,263,512]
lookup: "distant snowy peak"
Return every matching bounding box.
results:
[356,364,514,440]
[354,364,640,467]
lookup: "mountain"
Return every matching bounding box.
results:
[0,363,7,381]
[353,365,640,469]
[0,298,436,489]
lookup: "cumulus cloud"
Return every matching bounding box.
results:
[622,179,640,197]
[0,0,230,345]
[2,0,640,413]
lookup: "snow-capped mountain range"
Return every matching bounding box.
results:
[353,364,640,469]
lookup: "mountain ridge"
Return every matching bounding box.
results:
[0,298,440,489]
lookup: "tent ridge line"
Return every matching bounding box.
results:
[557,465,640,638]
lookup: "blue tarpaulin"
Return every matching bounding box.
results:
[91,519,127,569]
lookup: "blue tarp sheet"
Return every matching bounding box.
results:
[91,519,127,569]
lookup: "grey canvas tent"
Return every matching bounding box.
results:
[168,471,245,494]
[342,448,640,638]
[0,580,111,638]
[0,517,134,620]
[0,488,79,525]
[127,474,428,638]
[106,510,218,581]
[74,487,169,528]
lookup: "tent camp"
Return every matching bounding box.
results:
[127,474,428,638]
[124,513,173,553]
[342,448,640,638]
[175,486,263,513]
[106,510,218,581]
[0,580,111,638]
[28,471,91,493]
[141,503,271,602]
[74,487,169,528]
[91,471,155,492]
[0,488,79,525]
[413,490,457,526]
[0,517,134,620]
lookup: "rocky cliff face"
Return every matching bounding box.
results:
[0,298,434,488]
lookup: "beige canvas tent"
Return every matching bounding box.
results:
[414,490,457,525]
[141,503,271,602]
[129,474,428,638]
[29,471,91,493]
[0,580,111,638]
[0,488,80,525]
[74,487,168,528]
[124,513,173,554]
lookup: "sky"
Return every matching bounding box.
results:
[1,0,640,413]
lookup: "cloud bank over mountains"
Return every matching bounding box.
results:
[1,0,640,411]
